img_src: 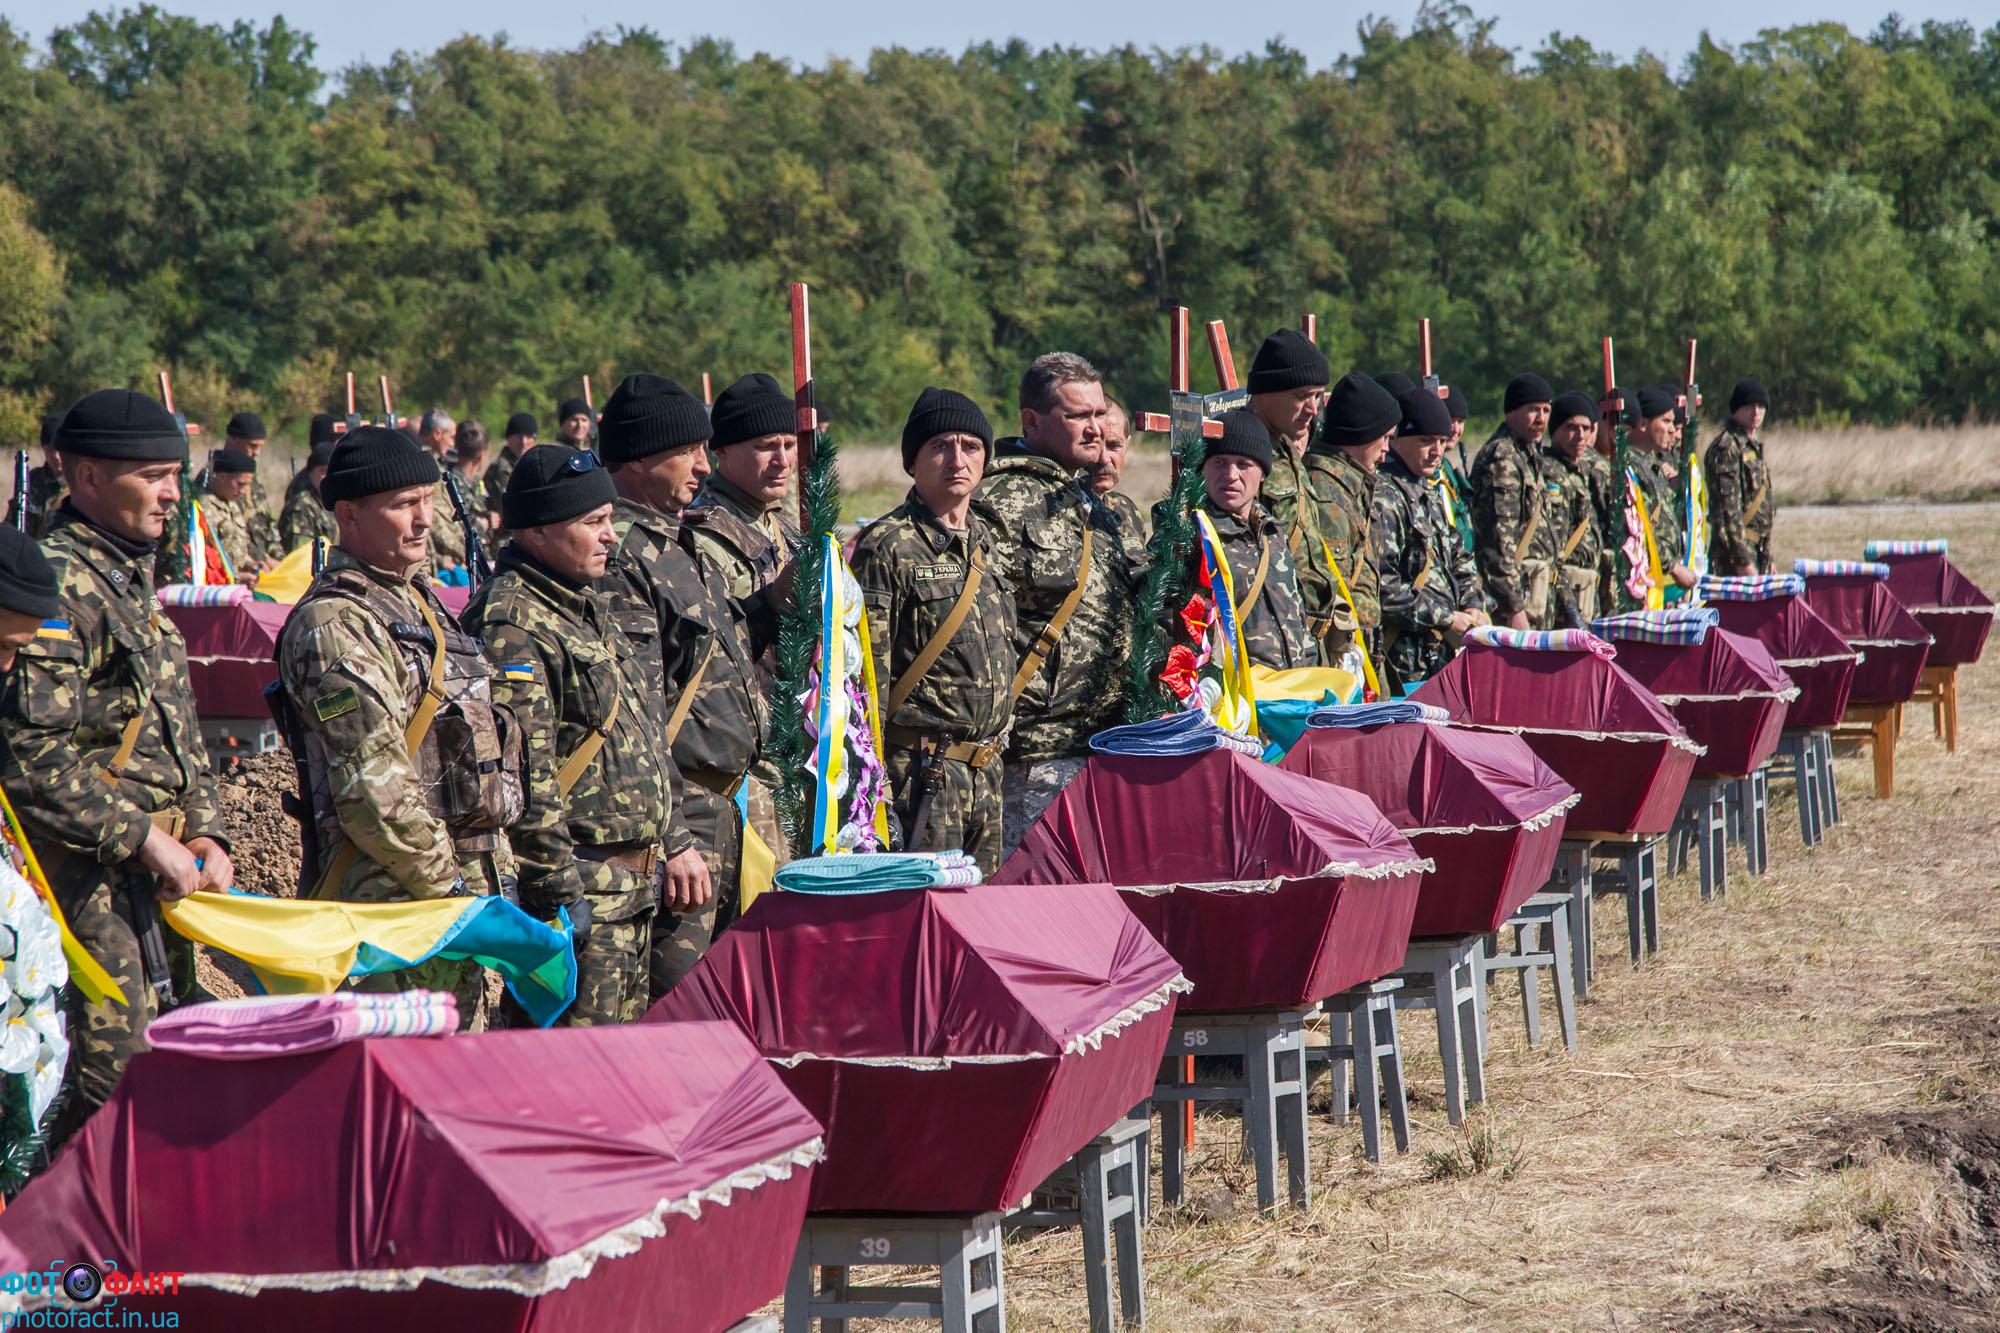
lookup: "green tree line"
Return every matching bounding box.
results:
[0,2,1996,443]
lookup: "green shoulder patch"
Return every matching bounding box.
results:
[313,686,360,722]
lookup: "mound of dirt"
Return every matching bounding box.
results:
[216,748,302,897]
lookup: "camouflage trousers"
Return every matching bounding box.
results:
[1000,756,1089,861]
[886,745,1006,878]
[1521,558,1556,629]
[1384,627,1456,696]
[649,780,740,1004]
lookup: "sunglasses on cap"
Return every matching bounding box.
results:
[560,449,603,474]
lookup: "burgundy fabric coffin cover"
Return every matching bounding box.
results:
[0,1023,821,1333]
[1800,576,1932,706]
[992,750,1426,1008]
[646,883,1184,1215]
[1410,642,1699,835]
[1276,723,1575,937]
[1879,552,1995,668]
[1606,629,1796,777]
[1709,595,1860,730]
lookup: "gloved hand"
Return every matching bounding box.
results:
[566,896,595,953]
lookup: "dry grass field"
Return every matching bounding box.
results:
[989,501,2000,1331]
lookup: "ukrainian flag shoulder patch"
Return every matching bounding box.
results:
[36,620,70,640]
[502,663,535,681]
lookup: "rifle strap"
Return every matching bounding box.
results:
[99,610,167,787]
[1513,499,1544,562]
[308,594,451,901]
[1238,538,1272,619]
[1742,480,1770,525]
[1010,519,1092,702]
[557,686,621,798]
[664,640,714,747]
[888,546,985,717]
[1560,512,1594,563]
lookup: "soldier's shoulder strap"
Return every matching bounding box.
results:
[664,639,714,747]
[1010,517,1093,702]
[1560,508,1594,562]
[1513,494,1545,562]
[1240,535,1273,617]
[887,545,987,718]
[556,677,621,798]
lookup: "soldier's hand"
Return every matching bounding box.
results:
[565,897,595,951]
[1506,611,1530,631]
[1467,608,1492,628]
[1671,564,1697,589]
[1735,563,1756,577]
[1449,611,1477,636]
[663,846,712,910]
[187,837,236,893]
[138,824,202,901]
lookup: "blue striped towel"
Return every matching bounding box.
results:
[775,851,983,895]
[1090,709,1264,758]
[1464,625,1617,658]
[1590,608,1720,647]
[1863,539,1948,559]
[1698,574,1804,601]
[1795,558,1889,580]
[1307,701,1450,729]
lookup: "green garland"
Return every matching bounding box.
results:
[156,455,199,585]
[0,1074,46,1199]
[769,428,841,854]
[1122,434,1210,723]
[1609,421,1637,613]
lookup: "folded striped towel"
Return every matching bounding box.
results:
[774,851,984,895]
[1307,701,1450,729]
[1698,573,1804,601]
[157,583,250,608]
[1863,539,1948,559]
[144,990,459,1059]
[1463,625,1617,659]
[1795,558,1888,580]
[1590,608,1721,646]
[1090,709,1264,758]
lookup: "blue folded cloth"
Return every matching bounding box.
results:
[774,851,982,895]
[1089,710,1261,757]
[1307,700,1449,729]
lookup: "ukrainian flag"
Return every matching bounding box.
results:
[163,891,579,1027]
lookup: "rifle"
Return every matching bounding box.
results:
[122,869,176,1009]
[1421,317,1477,554]
[441,466,494,589]
[10,450,28,533]
[264,680,323,899]
[902,744,945,853]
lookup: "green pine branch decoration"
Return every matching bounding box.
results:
[1610,422,1636,613]
[769,428,841,854]
[1122,435,1209,723]
[0,1073,47,1199]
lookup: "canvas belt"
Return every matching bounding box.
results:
[309,595,452,900]
[1513,501,1544,562]
[1560,512,1594,562]
[664,640,713,747]
[1742,480,1770,525]
[147,809,187,840]
[1010,519,1092,702]
[888,546,986,717]
[573,841,662,877]
[884,725,1005,770]
[680,767,748,799]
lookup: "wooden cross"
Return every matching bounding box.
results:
[157,371,197,440]
[379,375,398,431]
[1418,317,1451,401]
[700,373,713,407]
[790,282,820,533]
[1135,307,1238,463]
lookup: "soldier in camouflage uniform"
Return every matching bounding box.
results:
[5,414,66,538]
[1470,373,1557,629]
[449,419,492,535]
[1247,329,1343,660]
[1629,386,1698,596]
[413,407,469,576]
[1706,377,1774,576]
[973,352,1146,851]
[1373,389,1489,690]
[1180,409,1314,669]
[466,446,687,1026]
[204,451,265,576]
[221,412,278,563]
[275,427,519,1029]
[1094,400,1150,543]
[0,389,236,1143]
[278,436,338,554]
[854,389,1017,876]
[599,374,772,999]
[1305,371,1403,672]
[485,412,538,544]
[1541,392,1608,625]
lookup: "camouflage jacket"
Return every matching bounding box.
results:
[1538,446,1604,575]
[4,463,65,538]
[447,463,488,533]
[684,473,802,603]
[1704,424,1773,574]
[277,471,337,554]
[483,447,521,521]
[0,505,222,863]
[973,440,1148,761]
[204,487,261,573]
[603,496,769,784]
[1469,425,1555,618]
[277,547,513,902]
[1261,433,1339,628]
[1102,490,1150,545]
[1303,446,1379,635]
[1186,501,1315,671]
[464,545,683,921]
[427,476,469,572]
[1629,449,1687,569]
[1374,453,1484,636]
[851,490,1017,743]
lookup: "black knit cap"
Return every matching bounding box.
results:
[0,525,58,621]
[1205,409,1274,473]
[1246,328,1331,394]
[556,397,592,425]
[1549,391,1598,426]
[1503,373,1553,412]
[1445,383,1469,421]
[320,425,441,505]
[38,414,61,448]
[1636,386,1677,420]
[1398,388,1454,439]
[54,389,186,463]
[1730,378,1769,412]
[900,387,993,471]
[1319,371,1403,447]
[307,440,337,469]
[598,374,712,466]
[1605,386,1639,427]
[1374,371,1416,397]
[505,411,539,439]
[308,413,340,446]
[211,449,256,475]
[502,445,616,530]
[226,411,266,440]
[710,373,795,449]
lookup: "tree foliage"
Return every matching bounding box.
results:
[2,5,1998,436]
